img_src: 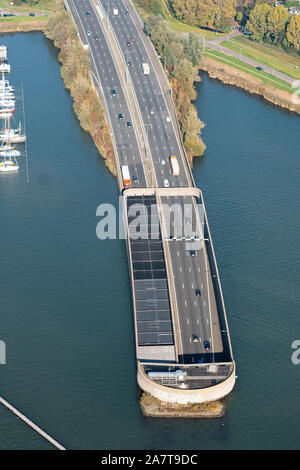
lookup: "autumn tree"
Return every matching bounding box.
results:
[246,3,272,41]
[285,14,300,50]
[267,5,289,44]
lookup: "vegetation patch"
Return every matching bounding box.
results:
[140,392,226,418]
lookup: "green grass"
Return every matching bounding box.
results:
[232,35,300,67]
[221,39,300,80]
[0,14,48,22]
[0,0,63,13]
[204,48,295,95]
[132,0,226,39]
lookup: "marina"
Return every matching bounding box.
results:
[0,48,27,174]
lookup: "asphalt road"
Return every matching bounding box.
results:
[98,0,191,189]
[68,0,147,187]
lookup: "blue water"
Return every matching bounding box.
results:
[0,32,299,449]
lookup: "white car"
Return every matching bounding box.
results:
[166,116,171,122]
[87,31,92,37]
[164,179,169,188]
[161,159,166,165]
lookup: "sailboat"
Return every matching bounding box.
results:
[0,116,21,172]
[0,121,26,143]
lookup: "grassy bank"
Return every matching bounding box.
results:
[205,48,295,94]
[201,54,300,114]
[221,39,300,80]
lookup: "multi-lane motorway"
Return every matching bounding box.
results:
[65,0,234,397]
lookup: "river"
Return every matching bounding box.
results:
[0,32,299,450]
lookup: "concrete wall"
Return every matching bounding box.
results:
[137,362,236,405]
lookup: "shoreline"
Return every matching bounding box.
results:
[200,56,300,116]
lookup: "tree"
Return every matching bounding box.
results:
[184,32,205,67]
[246,3,272,41]
[267,5,289,44]
[285,14,300,50]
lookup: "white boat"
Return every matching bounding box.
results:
[0,145,21,157]
[0,122,26,143]
[0,46,10,74]
[0,159,19,172]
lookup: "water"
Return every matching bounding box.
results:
[0,32,299,450]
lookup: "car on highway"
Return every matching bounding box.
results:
[126,41,131,46]
[87,31,92,37]
[164,179,169,188]
[127,121,132,127]
[118,113,123,120]
[190,250,196,257]
[125,10,129,14]
[29,13,35,17]
[127,60,131,66]
[150,109,154,115]
[166,116,171,122]
[256,66,263,71]
[192,335,200,343]
[133,175,138,183]
[131,37,136,42]
[85,11,90,16]
[111,89,117,96]
[195,289,201,297]
[94,34,99,41]
[161,159,166,165]
[204,340,210,350]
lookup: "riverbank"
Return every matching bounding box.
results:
[0,19,47,33]
[140,392,226,418]
[0,12,116,174]
[200,55,300,115]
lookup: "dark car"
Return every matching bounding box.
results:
[195,289,201,297]
[126,41,131,46]
[94,34,99,41]
[111,89,117,96]
[118,113,123,120]
[204,340,210,350]
[127,121,132,127]
[29,13,35,17]
[125,10,129,14]
[133,175,138,183]
[86,11,90,16]
[256,66,263,71]
[127,60,131,66]
[190,250,196,257]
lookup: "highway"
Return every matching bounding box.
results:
[92,0,221,358]
[98,0,191,188]
[67,0,147,187]
[66,0,232,375]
